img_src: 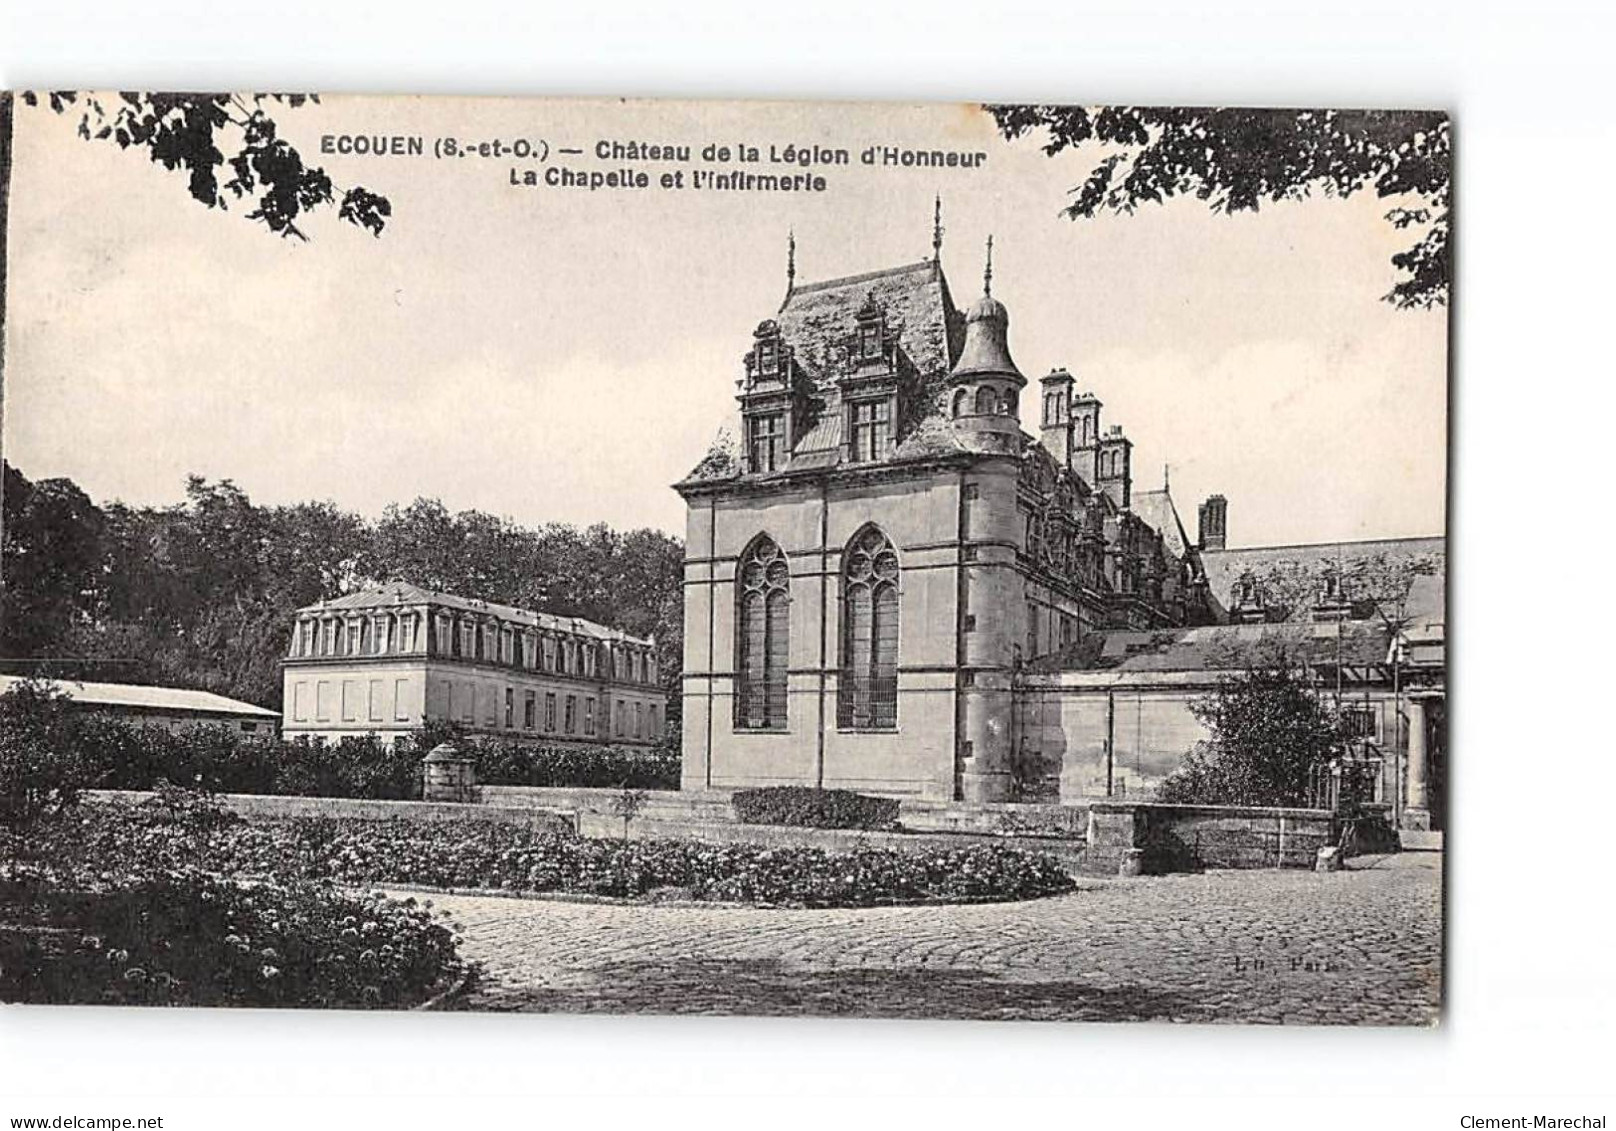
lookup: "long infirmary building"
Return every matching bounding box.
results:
[281,582,665,747]
[675,223,1445,827]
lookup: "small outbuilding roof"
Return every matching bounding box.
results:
[0,675,279,718]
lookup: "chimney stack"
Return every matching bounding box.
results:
[1198,494,1228,551]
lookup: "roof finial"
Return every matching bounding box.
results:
[984,234,994,296]
[932,195,943,262]
[1164,462,1171,491]
[787,228,796,290]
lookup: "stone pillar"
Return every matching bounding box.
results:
[423,743,477,803]
[1404,695,1431,830]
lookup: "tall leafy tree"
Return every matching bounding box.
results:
[986,106,1450,309]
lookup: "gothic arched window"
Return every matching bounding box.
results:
[838,526,899,730]
[952,388,968,418]
[974,386,998,415]
[735,535,790,729]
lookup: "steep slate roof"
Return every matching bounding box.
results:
[1199,536,1445,625]
[0,675,278,718]
[1028,620,1397,675]
[776,259,964,390]
[1130,488,1193,560]
[680,259,975,485]
[298,582,652,645]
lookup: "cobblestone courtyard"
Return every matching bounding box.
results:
[424,852,1442,1025]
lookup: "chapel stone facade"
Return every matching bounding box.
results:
[675,222,1210,802]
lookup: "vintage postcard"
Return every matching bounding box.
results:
[0,94,1448,1023]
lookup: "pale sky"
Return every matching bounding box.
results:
[1,95,1447,548]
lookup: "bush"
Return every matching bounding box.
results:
[0,680,99,829]
[731,786,900,831]
[42,804,1074,909]
[474,740,679,791]
[1,869,465,1008]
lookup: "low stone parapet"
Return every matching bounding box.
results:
[1083,801,1338,874]
[85,789,579,837]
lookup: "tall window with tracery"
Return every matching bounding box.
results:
[838,527,899,729]
[735,535,790,729]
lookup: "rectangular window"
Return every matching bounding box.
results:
[292,682,309,722]
[564,695,577,735]
[347,622,362,656]
[524,691,536,730]
[435,616,452,655]
[748,413,787,473]
[504,687,515,729]
[545,692,557,732]
[635,702,644,739]
[299,621,314,656]
[616,700,626,736]
[850,399,890,463]
[543,637,556,671]
[395,678,411,721]
[648,704,659,737]
[460,622,475,659]
[340,680,359,723]
[322,621,337,655]
[368,679,385,722]
[1345,707,1378,740]
[584,697,596,736]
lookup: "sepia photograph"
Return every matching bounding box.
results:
[0,92,1449,1025]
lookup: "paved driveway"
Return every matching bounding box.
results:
[421,852,1441,1025]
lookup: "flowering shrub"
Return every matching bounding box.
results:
[0,869,464,1008]
[732,786,900,831]
[45,805,1075,909]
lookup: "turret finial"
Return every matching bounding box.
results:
[984,234,994,296]
[932,195,943,262]
[787,229,796,290]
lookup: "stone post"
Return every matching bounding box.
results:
[423,743,477,803]
[1403,695,1431,830]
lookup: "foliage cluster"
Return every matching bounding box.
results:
[731,786,901,832]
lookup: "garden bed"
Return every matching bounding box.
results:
[40,800,1077,910]
[0,868,466,1009]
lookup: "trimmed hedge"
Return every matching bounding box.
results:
[0,684,679,802]
[731,786,900,831]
